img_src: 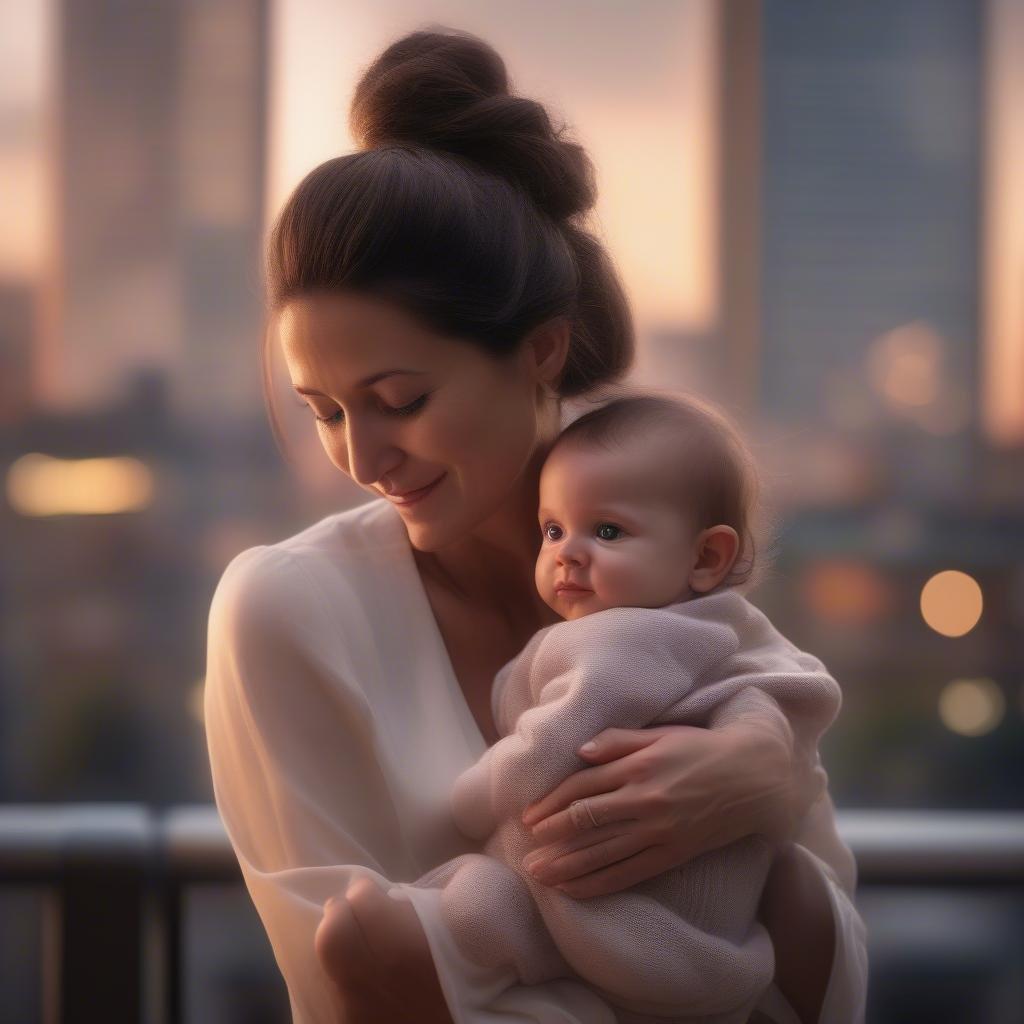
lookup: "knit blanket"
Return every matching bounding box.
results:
[397,589,842,1023]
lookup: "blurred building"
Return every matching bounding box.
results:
[746,0,1024,813]
[0,283,34,426]
[46,0,269,424]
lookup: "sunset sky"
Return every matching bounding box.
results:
[0,0,720,336]
[267,0,720,336]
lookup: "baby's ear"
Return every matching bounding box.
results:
[688,526,740,593]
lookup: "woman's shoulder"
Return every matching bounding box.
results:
[268,495,406,563]
[209,498,407,643]
[204,506,390,741]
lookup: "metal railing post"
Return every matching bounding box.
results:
[30,806,153,1024]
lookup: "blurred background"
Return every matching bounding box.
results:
[1,0,1021,1021]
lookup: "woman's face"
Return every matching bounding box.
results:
[278,291,558,551]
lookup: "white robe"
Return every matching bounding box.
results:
[203,497,868,1024]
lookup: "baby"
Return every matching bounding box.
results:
[387,391,844,1023]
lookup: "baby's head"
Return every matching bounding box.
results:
[535,391,760,620]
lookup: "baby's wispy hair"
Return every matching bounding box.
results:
[550,386,772,592]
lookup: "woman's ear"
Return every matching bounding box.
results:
[520,316,571,394]
[688,526,740,593]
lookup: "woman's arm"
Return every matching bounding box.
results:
[205,547,456,1024]
[207,547,617,1024]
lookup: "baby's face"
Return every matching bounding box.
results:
[535,438,697,620]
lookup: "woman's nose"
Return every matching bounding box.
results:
[344,416,401,487]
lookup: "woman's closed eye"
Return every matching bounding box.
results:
[294,393,430,426]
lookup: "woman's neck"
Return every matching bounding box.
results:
[413,444,559,630]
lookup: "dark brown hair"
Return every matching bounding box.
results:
[550,389,768,591]
[261,26,634,450]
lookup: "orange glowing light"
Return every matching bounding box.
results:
[920,570,983,638]
[6,453,154,516]
[865,322,944,410]
[800,561,890,625]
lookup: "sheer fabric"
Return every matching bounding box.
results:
[204,497,867,1023]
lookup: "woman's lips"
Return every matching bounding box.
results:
[385,473,446,507]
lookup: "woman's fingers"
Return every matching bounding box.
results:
[344,878,423,969]
[315,892,370,990]
[526,829,641,885]
[555,844,677,900]
[315,878,451,1023]
[344,877,392,953]
[527,778,642,844]
[522,735,661,831]
[574,725,680,765]
[521,763,621,831]
[522,725,700,829]
[526,820,633,864]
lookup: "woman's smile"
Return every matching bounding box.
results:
[382,472,447,509]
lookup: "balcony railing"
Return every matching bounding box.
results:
[0,806,1022,1023]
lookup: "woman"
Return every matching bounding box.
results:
[203,26,867,1024]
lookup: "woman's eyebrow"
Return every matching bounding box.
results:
[293,369,426,396]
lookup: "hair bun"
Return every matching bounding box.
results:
[350,27,596,222]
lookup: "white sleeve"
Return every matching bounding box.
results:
[205,545,618,1024]
[392,884,620,1024]
[204,545,403,1024]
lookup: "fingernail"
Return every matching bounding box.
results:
[580,741,597,754]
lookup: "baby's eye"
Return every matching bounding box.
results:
[595,523,623,541]
[543,523,563,541]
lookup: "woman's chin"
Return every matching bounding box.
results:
[401,517,451,553]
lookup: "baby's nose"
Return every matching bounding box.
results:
[557,541,587,566]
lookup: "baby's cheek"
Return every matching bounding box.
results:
[534,551,556,601]
[594,567,636,603]
[602,550,662,603]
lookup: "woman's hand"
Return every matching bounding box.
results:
[315,876,454,1024]
[519,722,824,898]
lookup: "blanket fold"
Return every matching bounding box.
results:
[397,590,843,1023]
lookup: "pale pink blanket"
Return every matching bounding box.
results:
[398,589,843,1023]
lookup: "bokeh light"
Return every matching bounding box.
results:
[6,453,155,516]
[920,570,984,637]
[911,383,972,436]
[938,678,1005,737]
[800,560,891,625]
[866,321,945,410]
